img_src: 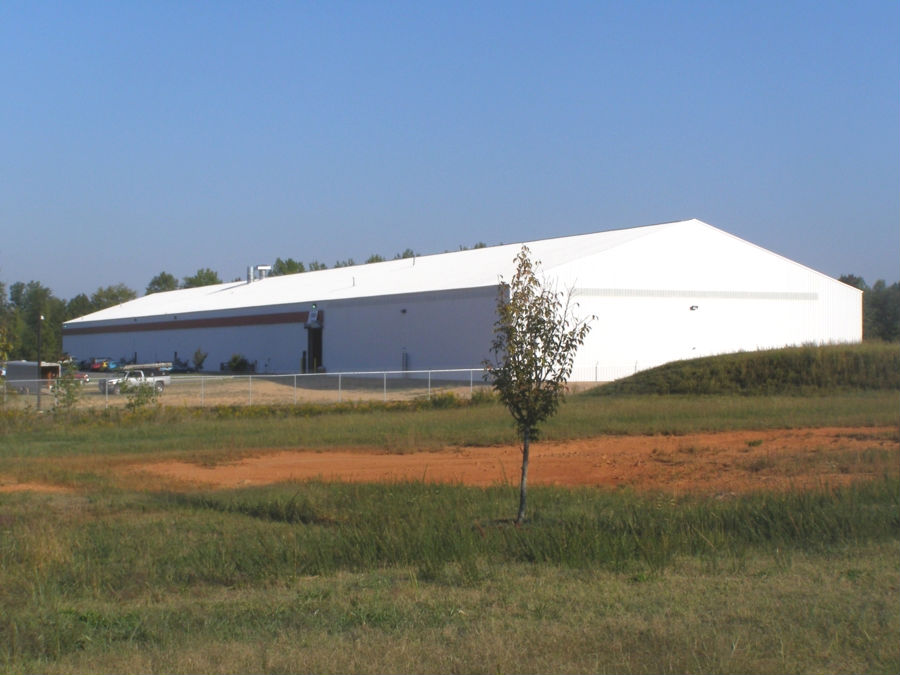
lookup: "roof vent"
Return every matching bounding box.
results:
[247,264,273,283]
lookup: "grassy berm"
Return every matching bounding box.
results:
[592,342,900,395]
[1,343,898,674]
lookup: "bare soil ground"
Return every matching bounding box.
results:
[0,481,75,494]
[3,426,895,495]
[126,426,898,495]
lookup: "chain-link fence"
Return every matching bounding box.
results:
[2,369,499,411]
[1,363,633,411]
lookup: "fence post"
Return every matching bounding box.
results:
[201,376,205,407]
[338,373,342,403]
[248,375,252,406]
[293,374,297,405]
[428,371,431,398]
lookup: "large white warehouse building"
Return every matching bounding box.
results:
[62,219,862,381]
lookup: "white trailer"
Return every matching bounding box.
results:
[3,360,61,394]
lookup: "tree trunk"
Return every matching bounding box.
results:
[516,429,530,524]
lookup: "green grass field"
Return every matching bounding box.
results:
[2,346,899,673]
[2,391,896,461]
[2,474,898,674]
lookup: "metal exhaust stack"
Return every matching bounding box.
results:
[247,265,273,283]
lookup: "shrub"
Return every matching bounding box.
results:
[52,362,83,414]
[226,354,252,373]
[122,381,160,412]
[193,348,208,372]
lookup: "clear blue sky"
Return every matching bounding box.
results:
[1,1,897,299]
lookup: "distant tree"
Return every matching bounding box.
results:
[333,259,356,268]
[0,280,12,363]
[473,241,487,249]
[365,254,386,264]
[483,246,593,524]
[8,281,26,310]
[271,258,306,276]
[146,271,179,295]
[0,280,10,365]
[838,274,867,291]
[838,274,899,342]
[394,248,416,259]
[182,268,222,288]
[65,294,93,320]
[0,324,10,366]
[866,280,900,342]
[308,260,328,271]
[91,284,137,310]
[7,281,65,360]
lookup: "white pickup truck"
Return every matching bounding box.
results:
[99,369,171,395]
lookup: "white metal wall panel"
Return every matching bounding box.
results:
[560,222,862,379]
[63,220,862,381]
[319,287,497,372]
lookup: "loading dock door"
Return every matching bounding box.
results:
[304,306,323,373]
[306,325,323,372]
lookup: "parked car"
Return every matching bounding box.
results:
[86,357,119,372]
[87,358,108,372]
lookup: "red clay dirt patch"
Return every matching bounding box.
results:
[132,426,898,494]
[0,479,74,494]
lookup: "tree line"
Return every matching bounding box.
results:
[837,275,900,344]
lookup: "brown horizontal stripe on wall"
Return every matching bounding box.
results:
[62,310,318,336]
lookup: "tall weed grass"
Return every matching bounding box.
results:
[3,478,894,600]
[2,478,897,671]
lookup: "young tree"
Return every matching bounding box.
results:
[52,360,83,414]
[192,347,208,372]
[484,246,593,524]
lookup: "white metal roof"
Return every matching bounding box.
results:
[65,219,830,325]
